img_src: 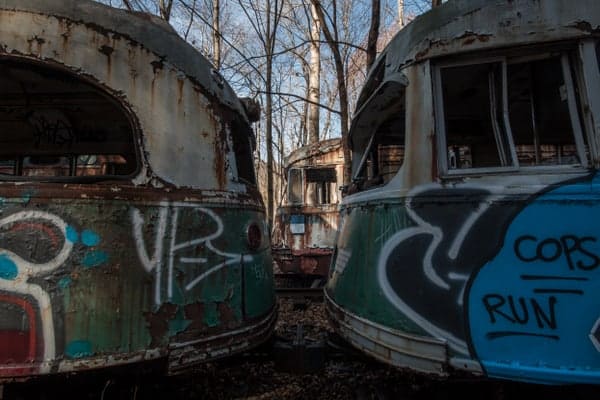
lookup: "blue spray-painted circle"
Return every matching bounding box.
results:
[66,226,80,244]
[81,230,101,247]
[0,255,18,280]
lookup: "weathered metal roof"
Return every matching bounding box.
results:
[0,0,245,117]
[0,0,255,189]
[285,138,343,168]
[360,0,600,110]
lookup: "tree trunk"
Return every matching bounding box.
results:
[159,0,173,21]
[366,0,381,72]
[212,0,221,69]
[432,0,443,7]
[398,0,404,27]
[310,0,351,185]
[265,0,275,227]
[307,2,321,144]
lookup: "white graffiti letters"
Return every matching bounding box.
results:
[131,203,252,306]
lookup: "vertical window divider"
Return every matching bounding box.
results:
[501,60,519,168]
[433,64,449,175]
[488,65,508,166]
[577,41,600,165]
[561,54,588,167]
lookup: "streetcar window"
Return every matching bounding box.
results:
[0,59,137,180]
[231,117,257,185]
[288,168,303,204]
[437,50,588,173]
[306,168,336,205]
[441,62,512,170]
[351,76,406,192]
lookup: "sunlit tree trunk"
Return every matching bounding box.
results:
[398,0,404,27]
[310,0,351,186]
[366,0,381,71]
[212,0,221,69]
[159,0,173,20]
[307,2,321,144]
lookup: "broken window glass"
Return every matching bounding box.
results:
[288,168,303,204]
[0,59,137,180]
[349,75,406,193]
[306,168,337,205]
[230,117,257,185]
[437,50,588,173]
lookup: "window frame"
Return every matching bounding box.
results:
[0,57,141,183]
[434,46,591,177]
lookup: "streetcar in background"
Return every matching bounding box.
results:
[327,0,600,385]
[272,138,344,277]
[0,0,275,380]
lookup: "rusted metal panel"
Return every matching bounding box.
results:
[0,0,252,190]
[361,0,600,116]
[0,186,275,379]
[0,0,275,381]
[272,139,344,276]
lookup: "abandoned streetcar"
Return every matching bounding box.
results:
[326,0,600,385]
[0,0,275,380]
[272,138,344,277]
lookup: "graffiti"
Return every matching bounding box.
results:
[376,174,597,357]
[0,211,74,368]
[27,110,75,148]
[466,174,600,379]
[132,202,253,306]
[514,235,599,270]
[377,184,528,355]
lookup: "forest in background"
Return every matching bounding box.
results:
[97,0,441,223]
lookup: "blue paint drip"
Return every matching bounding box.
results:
[65,340,92,359]
[66,226,79,244]
[0,255,18,280]
[82,251,109,268]
[81,230,101,247]
[58,276,72,289]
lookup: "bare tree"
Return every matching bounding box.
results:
[366,0,381,71]
[159,0,174,20]
[309,0,352,185]
[212,0,222,69]
[307,2,321,144]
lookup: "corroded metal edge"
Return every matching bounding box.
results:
[167,305,277,374]
[325,290,451,376]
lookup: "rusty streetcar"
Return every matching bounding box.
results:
[0,0,275,380]
[272,138,344,277]
[327,0,600,385]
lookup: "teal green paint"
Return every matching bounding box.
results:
[66,226,79,243]
[243,252,275,318]
[329,202,425,335]
[82,251,109,268]
[169,309,192,336]
[21,190,34,205]
[81,230,101,247]
[0,255,18,281]
[58,276,72,289]
[204,303,219,327]
[65,340,92,359]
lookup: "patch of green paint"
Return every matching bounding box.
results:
[65,340,92,359]
[203,303,219,327]
[82,251,109,268]
[58,276,72,289]
[168,319,192,336]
